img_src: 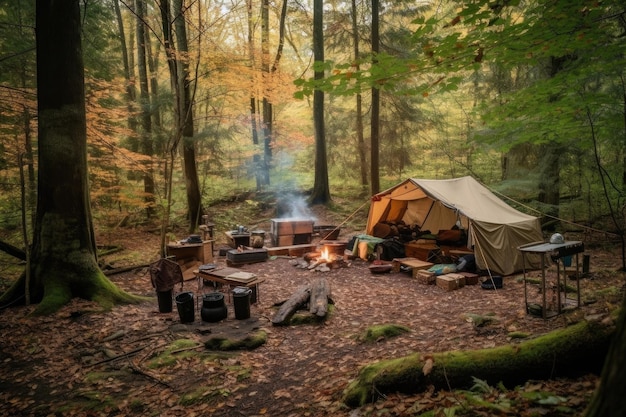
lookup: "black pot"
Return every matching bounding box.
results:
[201,292,227,322]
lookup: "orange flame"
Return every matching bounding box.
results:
[320,247,330,261]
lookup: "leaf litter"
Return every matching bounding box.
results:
[0,226,623,416]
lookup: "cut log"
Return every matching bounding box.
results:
[309,277,329,317]
[271,284,311,326]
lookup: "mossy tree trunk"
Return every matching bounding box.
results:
[585,304,626,417]
[0,0,139,315]
[343,317,615,407]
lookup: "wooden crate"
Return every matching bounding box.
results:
[226,248,268,265]
[270,233,312,246]
[457,272,479,285]
[445,273,466,288]
[416,270,436,285]
[436,275,458,291]
[270,219,314,235]
[404,242,439,261]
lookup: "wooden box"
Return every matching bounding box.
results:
[271,234,312,246]
[436,275,459,291]
[226,248,268,265]
[270,219,314,235]
[457,272,479,285]
[416,270,436,285]
[167,241,213,264]
[270,219,314,246]
[445,273,466,288]
[404,242,439,262]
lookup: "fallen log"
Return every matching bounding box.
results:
[271,284,311,326]
[0,239,26,261]
[343,315,616,407]
[309,277,329,317]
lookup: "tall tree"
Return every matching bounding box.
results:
[309,0,331,204]
[0,0,137,313]
[351,0,368,188]
[369,0,380,194]
[173,0,204,231]
[260,0,272,186]
[135,0,156,218]
[247,0,263,189]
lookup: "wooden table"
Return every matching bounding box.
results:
[391,257,434,277]
[195,267,265,304]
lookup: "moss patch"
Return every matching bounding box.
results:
[204,330,268,351]
[147,339,204,369]
[357,323,411,343]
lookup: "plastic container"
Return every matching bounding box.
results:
[156,289,173,313]
[232,287,252,320]
[175,292,195,323]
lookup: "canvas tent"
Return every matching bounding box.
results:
[366,176,543,275]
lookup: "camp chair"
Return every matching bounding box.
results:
[149,257,184,293]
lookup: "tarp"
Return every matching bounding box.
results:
[366,176,543,275]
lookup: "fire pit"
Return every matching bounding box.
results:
[301,245,347,272]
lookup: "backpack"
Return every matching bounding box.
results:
[376,238,406,261]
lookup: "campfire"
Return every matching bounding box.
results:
[289,242,349,272]
[308,247,344,270]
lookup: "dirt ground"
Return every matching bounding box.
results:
[0,224,624,417]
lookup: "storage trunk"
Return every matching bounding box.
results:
[226,248,268,265]
[404,241,439,262]
[270,219,314,246]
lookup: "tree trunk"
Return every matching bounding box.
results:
[136,0,156,219]
[351,0,368,187]
[260,0,271,187]
[343,317,615,407]
[0,0,139,314]
[247,0,263,190]
[585,306,626,416]
[174,0,204,231]
[370,0,380,195]
[309,0,331,205]
[537,142,561,229]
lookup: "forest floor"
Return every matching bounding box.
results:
[1,205,625,417]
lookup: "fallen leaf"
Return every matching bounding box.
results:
[422,357,434,376]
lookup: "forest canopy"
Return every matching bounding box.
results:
[0,0,624,242]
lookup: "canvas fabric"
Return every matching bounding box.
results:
[367,176,543,275]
